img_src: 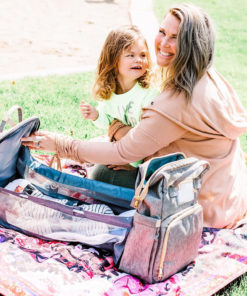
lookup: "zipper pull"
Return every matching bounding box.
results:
[134,195,141,208]
[158,267,163,281]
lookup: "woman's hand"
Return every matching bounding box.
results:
[107,164,136,171]
[21,130,57,152]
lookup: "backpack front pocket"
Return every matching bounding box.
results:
[153,204,203,282]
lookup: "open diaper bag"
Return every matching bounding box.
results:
[119,154,209,283]
[0,106,210,283]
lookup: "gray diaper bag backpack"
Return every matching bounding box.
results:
[119,153,210,283]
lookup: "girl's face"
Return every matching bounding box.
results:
[117,39,149,87]
[155,13,180,67]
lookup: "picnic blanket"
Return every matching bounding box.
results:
[0,155,247,296]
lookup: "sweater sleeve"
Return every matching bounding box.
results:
[72,108,187,164]
[141,88,160,108]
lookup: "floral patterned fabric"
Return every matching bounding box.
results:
[0,155,247,296]
[0,225,247,296]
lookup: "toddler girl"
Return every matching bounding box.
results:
[80,25,159,171]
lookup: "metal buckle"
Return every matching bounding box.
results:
[134,195,141,208]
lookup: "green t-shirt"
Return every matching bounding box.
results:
[93,83,160,167]
[93,82,159,129]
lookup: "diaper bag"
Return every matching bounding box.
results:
[119,153,209,283]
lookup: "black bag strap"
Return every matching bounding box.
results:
[0,105,23,132]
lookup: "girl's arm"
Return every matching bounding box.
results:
[108,119,132,141]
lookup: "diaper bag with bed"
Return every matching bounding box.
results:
[0,106,209,283]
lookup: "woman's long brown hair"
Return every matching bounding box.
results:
[162,3,215,99]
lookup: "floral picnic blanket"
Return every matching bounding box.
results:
[0,224,247,296]
[0,155,247,296]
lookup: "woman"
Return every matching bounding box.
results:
[22,3,247,229]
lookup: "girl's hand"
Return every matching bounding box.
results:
[80,101,99,121]
[21,130,57,152]
[107,164,137,171]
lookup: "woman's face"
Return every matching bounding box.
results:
[155,13,180,67]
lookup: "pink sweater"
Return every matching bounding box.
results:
[74,68,247,229]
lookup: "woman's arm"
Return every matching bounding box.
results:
[66,109,186,164]
[22,108,186,165]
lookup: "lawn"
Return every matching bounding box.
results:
[0,72,105,140]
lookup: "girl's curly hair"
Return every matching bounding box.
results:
[92,25,152,100]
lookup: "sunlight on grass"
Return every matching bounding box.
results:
[0,72,107,140]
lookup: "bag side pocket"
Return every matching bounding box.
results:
[153,203,203,282]
[119,212,160,283]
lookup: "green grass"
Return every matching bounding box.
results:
[0,72,106,140]
[153,0,247,294]
[216,274,247,296]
